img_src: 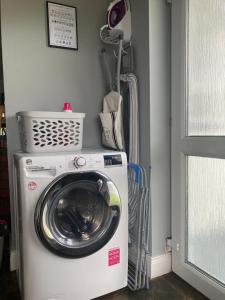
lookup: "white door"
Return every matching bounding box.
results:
[172,0,225,299]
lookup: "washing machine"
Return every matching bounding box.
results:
[13,149,128,300]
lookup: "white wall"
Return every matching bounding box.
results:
[1,0,109,249]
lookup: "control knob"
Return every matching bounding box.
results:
[74,156,86,168]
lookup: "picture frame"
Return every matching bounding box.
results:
[47,1,78,50]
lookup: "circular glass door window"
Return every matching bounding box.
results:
[35,172,121,258]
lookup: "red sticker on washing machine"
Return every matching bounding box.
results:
[28,181,37,190]
[108,248,120,266]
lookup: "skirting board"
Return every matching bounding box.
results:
[150,252,172,279]
[129,247,171,279]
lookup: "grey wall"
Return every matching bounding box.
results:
[2,0,109,151]
[131,0,171,257]
[1,0,109,248]
[149,0,171,256]
[2,0,171,258]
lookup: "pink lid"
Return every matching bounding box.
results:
[63,102,72,111]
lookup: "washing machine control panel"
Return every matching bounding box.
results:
[73,156,86,168]
[66,153,124,171]
[104,154,122,166]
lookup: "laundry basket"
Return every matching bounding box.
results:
[16,111,85,153]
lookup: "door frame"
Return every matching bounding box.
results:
[171,0,225,299]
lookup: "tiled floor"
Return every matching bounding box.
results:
[0,250,208,300]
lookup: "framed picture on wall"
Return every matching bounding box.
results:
[47,2,78,50]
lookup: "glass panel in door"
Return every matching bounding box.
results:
[188,0,225,136]
[187,156,225,285]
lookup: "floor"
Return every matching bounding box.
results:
[97,273,208,300]
[0,248,208,300]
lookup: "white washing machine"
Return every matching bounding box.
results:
[13,149,128,300]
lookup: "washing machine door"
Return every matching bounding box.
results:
[35,172,121,258]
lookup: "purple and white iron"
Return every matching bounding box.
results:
[100,0,131,44]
